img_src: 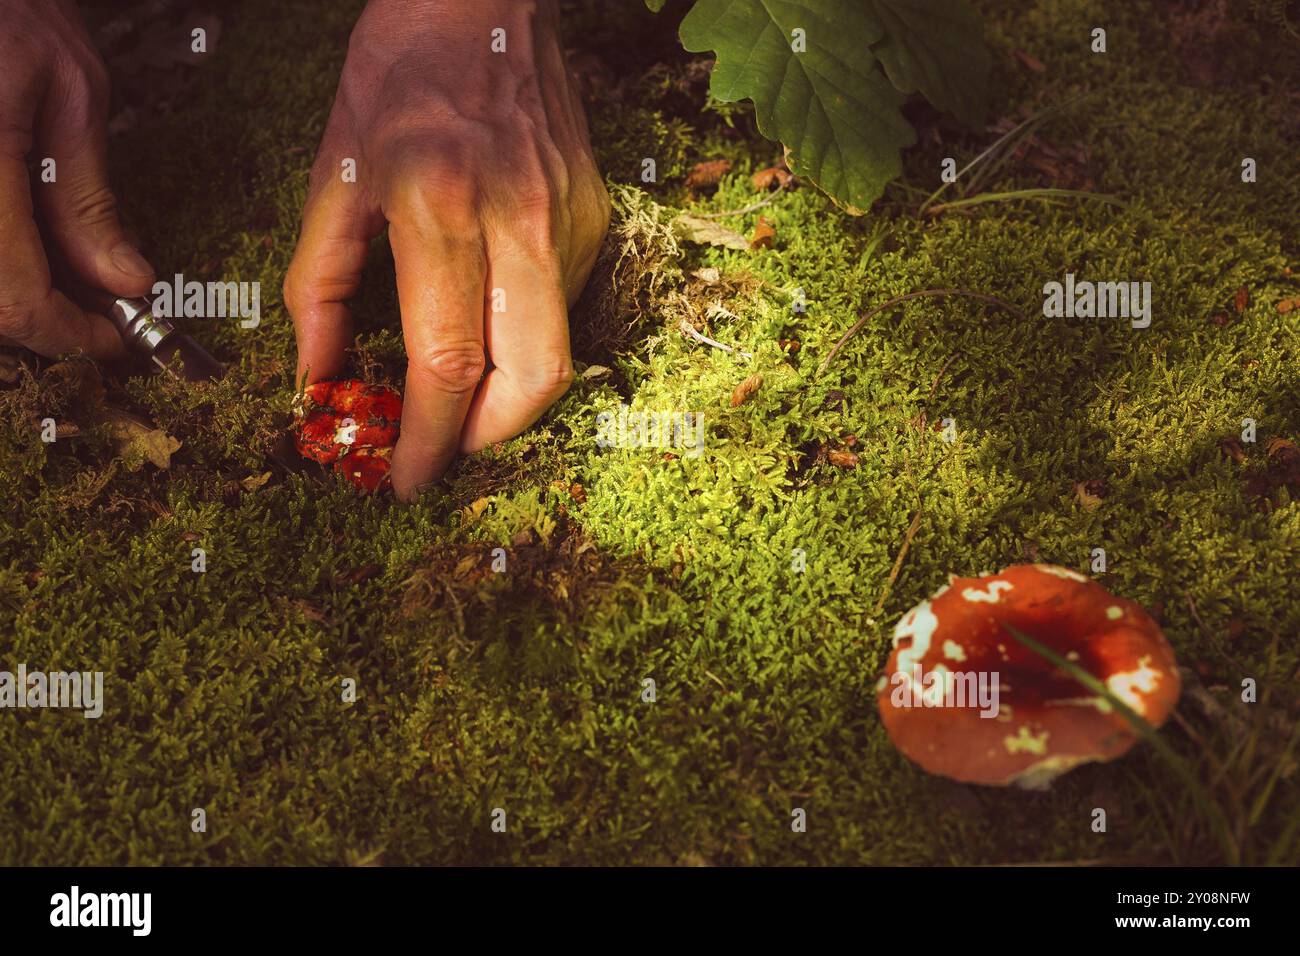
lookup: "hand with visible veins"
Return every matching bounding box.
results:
[284,0,611,501]
[0,0,157,358]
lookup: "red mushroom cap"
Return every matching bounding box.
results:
[293,379,402,487]
[301,379,402,422]
[876,564,1180,788]
[294,407,352,464]
[333,446,393,494]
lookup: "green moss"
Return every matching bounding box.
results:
[0,0,1296,865]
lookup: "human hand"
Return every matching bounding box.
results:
[0,0,156,358]
[284,0,610,500]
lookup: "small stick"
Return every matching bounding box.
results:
[873,508,923,617]
[816,288,1026,377]
[690,182,789,220]
[926,350,961,404]
[1183,591,1221,642]
[677,318,753,359]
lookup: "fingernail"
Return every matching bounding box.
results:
[110,242,155,278]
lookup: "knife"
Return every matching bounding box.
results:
[85,288,324,480]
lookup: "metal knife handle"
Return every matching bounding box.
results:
[102,295,176,353]
[86,290,225,383]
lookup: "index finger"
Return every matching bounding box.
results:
[387,215,488,501]
[284,170,382,386]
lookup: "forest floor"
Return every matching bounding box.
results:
[1,0,1297,864]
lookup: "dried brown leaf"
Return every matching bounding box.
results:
[684,159,731,190]
[293,599,327,624]
[1014,50,1047,73]
[1267,438,1298,462]
[730,373,763,407]
[749,215,776,250]
[240,471,272,492]
[1233,286,1249,314]
[751,165,793,191]
[1219,437,1247,463]
[44,361,105,406]
[672,215,749,250]
[0,351,21,386]
[335,563,382,587]
[105,410,181,470]
[1073,481,1104,510]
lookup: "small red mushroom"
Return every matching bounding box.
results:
[293,379,401,493]
[876,564,1180,788]
[333,446,393,495]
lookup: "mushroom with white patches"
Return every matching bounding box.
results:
[876,564,1180,789]
[961,580,1014,603]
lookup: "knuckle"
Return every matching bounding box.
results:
[511,214,559,262]
[515,188,554,218]
[411,344,486,394]
[0,298,40,343]
[387,169,443,210]
[388,168,480,239]
[57,58,110,124]
[306,152,342,195]
[513,191,558,241]
[516,357,574,405]
[581,181,613,250]
[80,57,111,99]
[68,184,118,226]
[595,183,613,232]
[281,265,304,314]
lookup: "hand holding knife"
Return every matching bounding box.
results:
[79,288,225,383]
[77,285,324,480]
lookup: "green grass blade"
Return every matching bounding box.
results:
[1248,715,1300,827]
[1004,624,1239,865]
[917,111,1045,214]
[1266,808,1300,866]
[927,189,1125,215]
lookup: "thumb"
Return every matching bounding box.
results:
[34,70,155,299]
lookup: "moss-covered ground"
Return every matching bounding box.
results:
[1,0,1297,865]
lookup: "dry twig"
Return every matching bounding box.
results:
[817,288,1026,377]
